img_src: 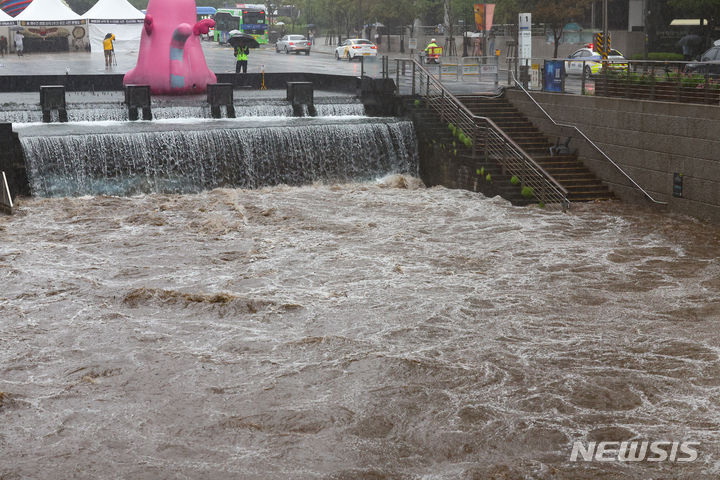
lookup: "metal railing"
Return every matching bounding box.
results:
[509,70,668,206]
[400,58,570,209]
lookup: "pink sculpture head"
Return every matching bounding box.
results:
[123,0,216,95]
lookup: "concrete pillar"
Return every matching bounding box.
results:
[286,82,316,117]
[40,85,67,123]
[124,85,152,121]
[207,83,236,119]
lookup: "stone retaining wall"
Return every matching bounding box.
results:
[506,89,720,223]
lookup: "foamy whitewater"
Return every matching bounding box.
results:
[1,179,719,479]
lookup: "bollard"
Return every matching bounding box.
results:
[124,85,152,121]
[286,81,315,117]
[40,85,67,123]
[207,83,236,119]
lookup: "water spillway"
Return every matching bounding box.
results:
[0,99,366,124]
[17,117,418,197]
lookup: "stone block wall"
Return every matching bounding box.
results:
[506,89,720,223]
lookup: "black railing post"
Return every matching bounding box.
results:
[705,70,710,104]
[650,64,656,100]
[483,122,488,164]
[603,68,608,97]
[440,90,445,122]
[412,61,416,96]
[395,59,400,95]
[625,63,631,98]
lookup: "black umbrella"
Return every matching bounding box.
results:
[678,34,702,48]
[228,33,260,48]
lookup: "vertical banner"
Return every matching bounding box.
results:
[518,12,531,66]
[473,4,495,32]
[474,4,485,32]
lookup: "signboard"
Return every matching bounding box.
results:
[408,38,417,50]
[531,63,540,88]
[440,63,458,78]
[463,64,480,76]
[673,173,683,197]
[543,60,564,92]
[480,65,498,75]
[518,13,531,66]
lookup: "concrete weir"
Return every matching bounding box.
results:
[0,74,415,199]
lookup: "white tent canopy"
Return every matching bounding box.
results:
[82,0,145,53]
[15,0,84,23]
[14,0,87,52]
[0,9,13,47]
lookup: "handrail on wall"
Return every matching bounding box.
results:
[509,73,668,206]
[406,58,570,209]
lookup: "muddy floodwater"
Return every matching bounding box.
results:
[1,177,719,479]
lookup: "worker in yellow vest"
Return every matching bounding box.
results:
[235,45,249,74]
[425,38,439,52]
[424,38,441,64]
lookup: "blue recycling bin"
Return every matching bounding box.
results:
[543,60,565,93]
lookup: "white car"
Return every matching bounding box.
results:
[565,47,628,77]
[276,35,311,55]
[335,39,377,61]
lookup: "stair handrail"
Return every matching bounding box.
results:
[410,59,570,208]
[510,74,668,206]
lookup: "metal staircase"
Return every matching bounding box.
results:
[402,59,571,209]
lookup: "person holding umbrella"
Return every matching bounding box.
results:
[678,32,702,61]
[229,33,259,74]
[103,33,116,69]
[235,44,249,73]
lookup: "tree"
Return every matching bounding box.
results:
[533,0,591,57]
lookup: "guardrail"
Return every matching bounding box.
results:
[398,58,570,209]
[590,60,720,105]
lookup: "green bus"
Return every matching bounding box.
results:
[213,4,269,45]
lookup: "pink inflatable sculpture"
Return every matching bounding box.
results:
[124,0,216,95]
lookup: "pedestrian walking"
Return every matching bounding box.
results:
[0,36,6,57]
[14,31,23,56]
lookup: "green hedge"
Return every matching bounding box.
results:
[629,52,684,61]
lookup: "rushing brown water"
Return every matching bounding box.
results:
[1,178,719,479]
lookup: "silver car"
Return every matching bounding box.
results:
[275,35,311,55]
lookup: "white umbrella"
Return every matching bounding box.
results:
[275,21,285,25]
